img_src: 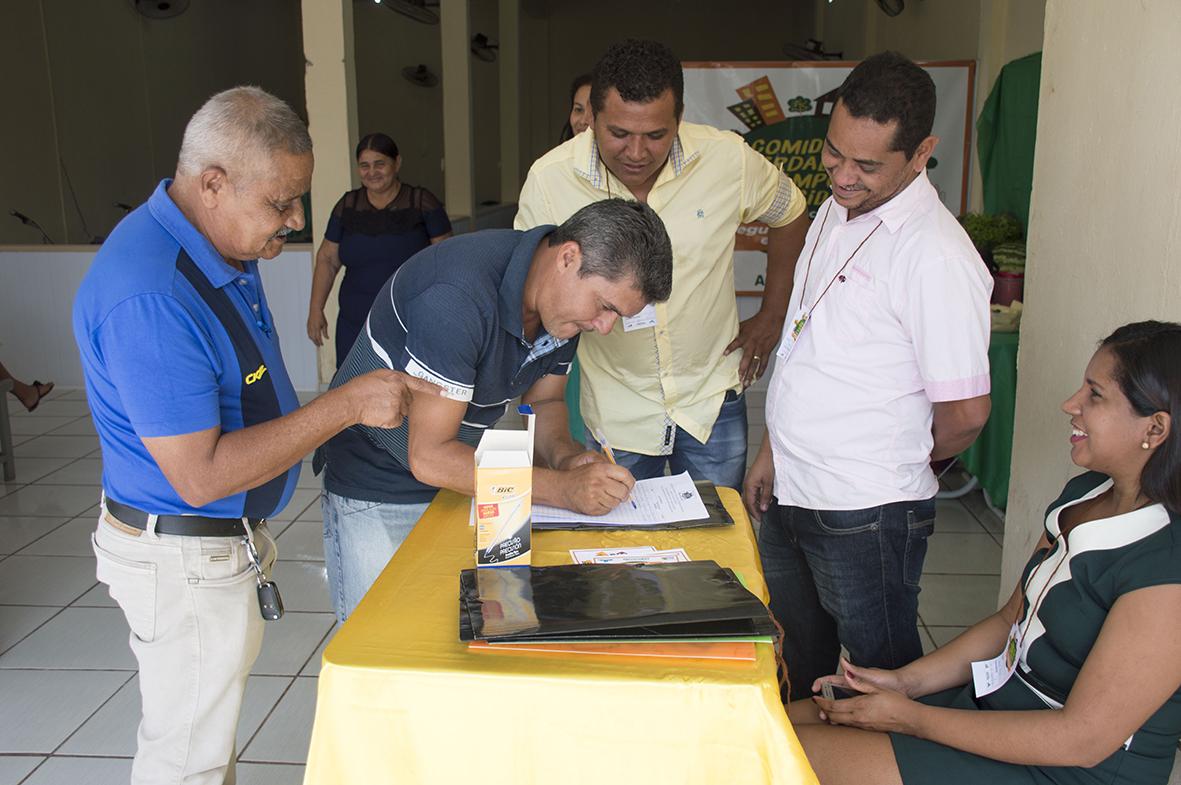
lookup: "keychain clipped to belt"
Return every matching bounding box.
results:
[241,520,284,621]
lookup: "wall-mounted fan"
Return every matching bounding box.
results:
[132,0,189,19]
[470,33,498,63]
[401,64,439,87]
[377,0,439,25]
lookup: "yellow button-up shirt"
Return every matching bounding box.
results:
[514,122,805,455]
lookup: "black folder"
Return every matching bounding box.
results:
[458,561,774,643]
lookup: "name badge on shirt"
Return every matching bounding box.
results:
[622,303,658,332]
[971,622,1019,698]
[776,307,809,360]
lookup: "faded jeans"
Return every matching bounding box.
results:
[321,491,430,622]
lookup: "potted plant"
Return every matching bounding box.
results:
[990,241,1026,306]
[958,212,1025,306]
[957,212,1022,267]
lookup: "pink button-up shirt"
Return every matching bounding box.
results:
[767,171,992,509]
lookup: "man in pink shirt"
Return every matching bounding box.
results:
[744,52,993,700]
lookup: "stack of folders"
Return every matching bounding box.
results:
[460,561,774,662]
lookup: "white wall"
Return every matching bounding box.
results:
[999,0,1181,596]
[0,246,319,392]
[0,0,306,245]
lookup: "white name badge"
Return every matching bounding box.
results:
[776,307,809,360]
[971,623,1020,698]
[622,303,658,332]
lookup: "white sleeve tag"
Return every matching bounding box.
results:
[622,303,658,332]
[404,358,472,401]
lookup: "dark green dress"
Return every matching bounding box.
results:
[890,472,1181,784]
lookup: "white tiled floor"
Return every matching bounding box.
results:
[0,386,1007,784]
[0,388,327,784]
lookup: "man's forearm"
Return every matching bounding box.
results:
[174,388,356,507]
[931,395,991,461]
[931,425,986,461]
[411,441,576,509]
[759,216,808,317]
[532,409,583,470]
[408,440,477,496]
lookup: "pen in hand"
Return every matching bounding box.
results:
[592,427,637,510]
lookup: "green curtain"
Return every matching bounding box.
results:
[976,52,1042,231]
[961,331,1019,510]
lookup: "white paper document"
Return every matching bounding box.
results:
[534,471,709,526]
[569,546,655,564]
[592,548,691,564]
[569,546,692,564]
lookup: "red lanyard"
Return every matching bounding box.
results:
[1014,539,1069,653]
[798,203,883,314]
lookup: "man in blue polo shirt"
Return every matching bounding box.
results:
[73,87,433,785]
[317,198,674,620]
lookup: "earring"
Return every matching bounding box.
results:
[1142,440,1151,450]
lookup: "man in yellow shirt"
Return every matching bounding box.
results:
[515,39,809,489]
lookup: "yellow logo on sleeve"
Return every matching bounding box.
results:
[245,364,268,385]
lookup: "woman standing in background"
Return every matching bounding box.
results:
[307,133,451,367]
[558,74,593,142]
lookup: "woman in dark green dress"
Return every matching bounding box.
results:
[792,320,1181,785]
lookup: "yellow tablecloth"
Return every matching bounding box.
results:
[303,488,818,785]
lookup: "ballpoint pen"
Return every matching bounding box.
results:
[592,427,638,509]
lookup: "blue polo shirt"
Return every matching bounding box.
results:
[72,180,300,518]
[321,226,576,503]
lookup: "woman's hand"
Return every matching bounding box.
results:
[810,657,921,733]
[307,310,329,347]
[812,681,921,735]
[832,656,914,697]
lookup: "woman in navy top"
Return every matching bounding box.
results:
[307,133,452,367]
[792,320,1181,785]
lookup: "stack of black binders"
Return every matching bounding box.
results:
[459,560,775,643]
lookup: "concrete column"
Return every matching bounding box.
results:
[302,0,358,383]
[441,0,476,228]
[1000,0,1181,599]
[498,0,522,204]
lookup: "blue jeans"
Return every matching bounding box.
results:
[322,492,430,622]
[586,390,749,490]
[757,497,936,700]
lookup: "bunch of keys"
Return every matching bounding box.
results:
[241,521,284,621]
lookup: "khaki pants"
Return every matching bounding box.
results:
[91,509,277,785]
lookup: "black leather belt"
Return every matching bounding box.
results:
[105,498,263,538]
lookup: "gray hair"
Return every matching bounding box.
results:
[177,86,311,179]
[548,199,673,303]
